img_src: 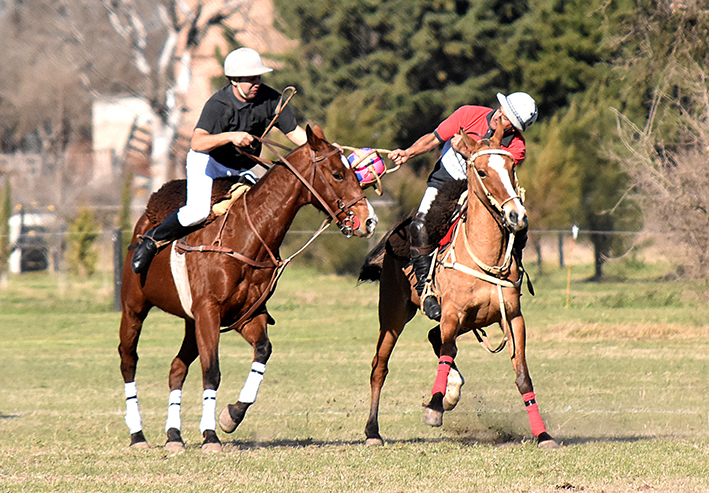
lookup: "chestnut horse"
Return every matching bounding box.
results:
[360,124,558,448]
[119,125,378,452]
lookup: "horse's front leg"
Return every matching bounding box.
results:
[509,314,559,448]
[192,306,223,452]
[219,313,272,435]
[423,316,459,427]
[163,319,199,452]
[427,325,465,411]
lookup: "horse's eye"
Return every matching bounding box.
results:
[333,171,345,181]
[477,169,487,179]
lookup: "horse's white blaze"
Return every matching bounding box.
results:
[124,382,143,434]
[365,201,379,235]
[488,155,526,213]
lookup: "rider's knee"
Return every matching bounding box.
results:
[177,205,210,228]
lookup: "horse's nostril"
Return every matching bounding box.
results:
[508,211,518,225]
[366,217,378,232]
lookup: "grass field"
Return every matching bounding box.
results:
[0,260,708,492]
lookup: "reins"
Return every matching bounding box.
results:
[175,136,365,333]
[438,148,524,354]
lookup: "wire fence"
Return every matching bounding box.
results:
[1,226,655,312]
[2,225,646,273]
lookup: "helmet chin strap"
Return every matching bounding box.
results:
[231,79,249,100]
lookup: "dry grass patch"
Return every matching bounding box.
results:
[535,321,709,341]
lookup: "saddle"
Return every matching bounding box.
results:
[385,180,468,259]
[144,177,250,227]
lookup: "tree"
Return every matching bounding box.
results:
[102,0,253,190]
[611,1,709,278]
[67,207,99,278]
[0,181,12,280]
[0,0,137,152]
[271,0,529,154]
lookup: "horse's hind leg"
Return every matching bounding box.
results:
[164,319,199,452]
[365,259,417,445]
[219,313,272,435]
[509,314,559,448]
[118,303,151,448]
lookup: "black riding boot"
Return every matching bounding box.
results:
[409,212,441,321]
[131,211,191,274]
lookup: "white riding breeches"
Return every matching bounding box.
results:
[177,150,260,227]
[417,186,439,215]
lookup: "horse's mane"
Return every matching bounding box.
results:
[358,179,467,282]
[144,176,241,226]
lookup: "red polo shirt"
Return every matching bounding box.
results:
[434,105,526,166]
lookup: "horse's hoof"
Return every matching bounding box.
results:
[202,429,222,453]
[443,368,465,411]
[537,432,560,449]
[365,437,384,446]
[165,428,185,453]
[219,407,237,433]
[219,402,249,433]
[202,441,223,453]
[423,407,443,427]
[165,441,185,453]
[129,431,149,449]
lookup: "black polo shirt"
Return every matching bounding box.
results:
[195,83,298,171]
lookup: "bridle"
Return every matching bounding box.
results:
[467,148,523,230]
[245,136,366,237]
[438,146,527,354]
[175,135,367,333]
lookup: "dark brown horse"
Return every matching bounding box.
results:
[360,124,558,448]
[119,125,378,452]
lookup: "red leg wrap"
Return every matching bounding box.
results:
[431,355,454,395]
[522,391,546,437]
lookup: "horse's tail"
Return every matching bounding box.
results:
[358,236,387,283]
[358,217,412,283]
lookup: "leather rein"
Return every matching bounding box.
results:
[439,148,524,354]
[176,137,366,333]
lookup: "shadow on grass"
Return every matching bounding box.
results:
[221,433,658,450]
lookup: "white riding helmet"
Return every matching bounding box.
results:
[224,47,274,78]
[496,92,538,132]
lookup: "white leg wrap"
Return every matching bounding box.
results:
[124,382,143,434]
[165,389,182,432]
[238,362,266,404]
[199,389,217,433]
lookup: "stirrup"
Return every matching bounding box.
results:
[420,285,441,321]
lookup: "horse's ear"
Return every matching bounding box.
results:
[490,115,504,146]
[309,123,327,140]
[458,129,476,153]
[456,128,480,158]
[306,124,326,151]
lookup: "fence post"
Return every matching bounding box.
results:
[558,233,564,268]
[113,228,123,311]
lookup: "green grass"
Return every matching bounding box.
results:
[1,263,708,492]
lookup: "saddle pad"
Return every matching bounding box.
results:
[145,177,242,225]
[170,242,194,319]
[212,183,250,216]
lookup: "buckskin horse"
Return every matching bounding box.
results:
[359,123,558,448]
[119,125,378,452]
